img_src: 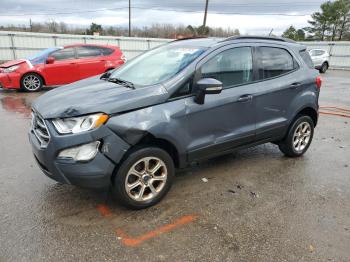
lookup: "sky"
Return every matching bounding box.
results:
[0,0,325,35]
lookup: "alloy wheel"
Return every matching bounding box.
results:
[23,75,41,91]
[292,121,312,152]
[125,157,167,202]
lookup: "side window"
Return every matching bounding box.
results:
[76,46,102,58]
[201,47,253,88]
[257,47,296,79]
[101,47,114,56]
[300,50,314,68]
[50,47,75,61]
[309,50,317,56]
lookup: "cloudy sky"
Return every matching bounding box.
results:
[0,0,325,34]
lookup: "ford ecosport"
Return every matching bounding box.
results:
[29,36,321,209]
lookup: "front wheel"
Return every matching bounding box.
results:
[278,115,314,157]
[319,62,328,73]
[21,73,43,92]
[112,147,175,209]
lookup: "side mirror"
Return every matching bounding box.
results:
[194,78,223,104]
[46,56,55,64]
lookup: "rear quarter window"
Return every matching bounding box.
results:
[299,50,314,69]
[257,47,297,79]
[101,47,114,56]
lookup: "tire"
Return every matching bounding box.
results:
[21,73,43,92]
[112,147,175,209]
[278,115,314,157]
[319,62,328,74]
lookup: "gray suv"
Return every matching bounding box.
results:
[29,36,321,209]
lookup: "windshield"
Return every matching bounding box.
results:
[27,47,60,65]
[110,44,206,86]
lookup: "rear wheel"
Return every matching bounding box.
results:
[278,115,314,157]
[21,73,43,92]
[112,147,174,209]
[319,62,328,73]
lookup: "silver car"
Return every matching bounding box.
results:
[309,49,330,73]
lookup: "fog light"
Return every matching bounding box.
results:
[58,141,100,162]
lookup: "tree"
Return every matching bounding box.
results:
[282,26,305,40]
[296,29,306,41]
[87,23,103,35]
[282,25,297,39]
[337,0,350,40]
[307,0,350,40]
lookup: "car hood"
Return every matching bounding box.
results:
[32,75,169,119]
[0,59,27,68]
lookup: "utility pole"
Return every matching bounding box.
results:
[203,0,209,27]
[29,18,33,32]
[128,0,131,37]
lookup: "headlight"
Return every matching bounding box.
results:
[52,113,109,134]
[3,65,20,73]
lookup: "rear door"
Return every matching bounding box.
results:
[185,45,258,161]
[254,45,302,141]
[42,47,80,85]
[75,46,107,79]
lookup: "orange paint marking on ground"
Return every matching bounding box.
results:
[116,215,198,247]
[96,204,113,217]
[320,106,350,112]
[319,111,350,118]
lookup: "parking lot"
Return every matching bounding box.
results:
[0,70,349,261]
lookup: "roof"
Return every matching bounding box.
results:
[63,43,119,49]
[170,35,302,49]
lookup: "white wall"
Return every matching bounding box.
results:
[0,31,170,61]
[0,31,349,69]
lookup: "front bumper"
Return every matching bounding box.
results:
[0,72,21,89]
[29,117,130,189]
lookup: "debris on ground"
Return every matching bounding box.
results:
[236,184,243,189]
[201,177,208,183]
[309,244,315,252]
[250,191,259,198]
[228,189,236,194]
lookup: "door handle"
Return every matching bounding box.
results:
[237,94,253,102]
[289,82,301,89]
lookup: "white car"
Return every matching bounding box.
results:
[309,49,330,73]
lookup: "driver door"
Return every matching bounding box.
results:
[42,47,80,85]
[185,45,257,161]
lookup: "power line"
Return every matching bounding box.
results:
[0,6,313,17]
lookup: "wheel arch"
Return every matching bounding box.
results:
[131,133,180,168]
[294,106,318,127]
[20,71,46,86]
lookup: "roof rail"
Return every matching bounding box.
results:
[221,35,296,43]
[171,36,208,42]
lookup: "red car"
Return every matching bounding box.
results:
[0,44,126,92]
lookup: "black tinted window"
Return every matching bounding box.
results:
[101,47,114,55]
[51,48,75,60]
[201,47,253,88]
[258,47,296,79]
[77,46,114,58]
[300,50,314,68]
[77,46,102,58]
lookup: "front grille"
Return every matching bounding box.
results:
[31,110,50,148]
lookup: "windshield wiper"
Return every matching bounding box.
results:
[107,77,135,89]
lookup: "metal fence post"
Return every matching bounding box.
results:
[9,33,16,59]
[52,35,57,46]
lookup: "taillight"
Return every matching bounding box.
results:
[316,76,322,89]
